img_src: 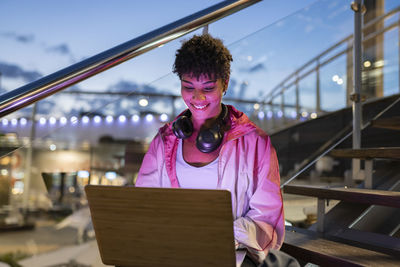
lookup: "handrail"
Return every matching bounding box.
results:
[262,6,400,105]
[0,0,261,118]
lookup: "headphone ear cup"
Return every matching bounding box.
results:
[196,124,223,153]
[172,116,193,139]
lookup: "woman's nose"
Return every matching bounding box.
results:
[192,89,205,100]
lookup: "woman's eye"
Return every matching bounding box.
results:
[183,86,194,91]
[204,87,215,91]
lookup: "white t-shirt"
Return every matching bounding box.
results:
[176,139,219,189]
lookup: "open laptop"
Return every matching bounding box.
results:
[85,185,238,267]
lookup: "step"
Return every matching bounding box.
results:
[283,184,400,208]
[329,147,400,160]
[371,117,400,131]
[282,227,400,267]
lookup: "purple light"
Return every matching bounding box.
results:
[93,115,101,123]
[267,111,273,119]
[20,118,27,125]
[131,114,140,122]
[106,115,113,123]
[39,117,46,125]
[145,114,154,122]
[60,117,67,125]
[118,115,126,123]
[258,111,265,120]
[291,111,297,119]
[160,114,168,122]
[82,116,90,124]
[49,117,56,125]
[11,119,18,126]
[1,119,8,126]
[277,110,283,118]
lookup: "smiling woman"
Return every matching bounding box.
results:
[135,34,285,267]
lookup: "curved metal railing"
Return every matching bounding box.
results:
[0,0,260,118]
[261,6,400,118]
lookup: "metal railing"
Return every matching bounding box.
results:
[261,6,400,121]
[0,0,260,118]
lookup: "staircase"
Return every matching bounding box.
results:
[281,112,400,266]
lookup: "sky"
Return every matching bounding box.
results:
[0,0,399,119]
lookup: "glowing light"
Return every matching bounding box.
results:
[374,60,384,68]
[160,113,168,122]
[49,144,56,151]
[118,115,126,123]
[11,119,18,126]
[39,117,46,125]
[337,78,343,85]
[277,110,283,118]
[49,117,56,125]
[301,111,309,118]
[60,117,67,125]
[291,111,297,119]
[253,103,260,110]
[267,111,273,119]
[70,116,78,124]
[145,114,154,122]
[258,111,265,120]
[332,75,339,82]
[82,116,90,124]
[20,118,27,125]
[105,171,117,180]
[363,60,371,68]
[1,169,8,176]
[247,55,253,61]
[131,114,140,122]
[1,119,8,126]
[77,170,90,178]
[106,115,114,123]
[94,115,102,123]
[139,98,148,107]
[310,112,318,119]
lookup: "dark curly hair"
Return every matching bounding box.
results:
[173,34,233,81]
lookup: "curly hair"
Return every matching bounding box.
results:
[173,34,233,81]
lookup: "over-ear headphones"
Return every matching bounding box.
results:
[172,104,228,153]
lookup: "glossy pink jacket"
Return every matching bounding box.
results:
[136,105,284,262]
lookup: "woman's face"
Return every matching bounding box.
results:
[180,73,226,123]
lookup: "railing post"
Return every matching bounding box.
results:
[295,75,300,121]
[316,59,321,113]
[281,90,285,125]
[350,0,364,186]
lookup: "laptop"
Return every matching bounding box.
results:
[85,185,237,267]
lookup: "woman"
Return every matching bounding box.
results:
[136,34,284,266]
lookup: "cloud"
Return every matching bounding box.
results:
[0,61,41,82]
[46,44,71,55]
[46,43,76,62]
[0,31,35,43]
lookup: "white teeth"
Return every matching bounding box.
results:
[193,104,207,109]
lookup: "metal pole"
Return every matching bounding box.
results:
[350,0,363,186]
[316,60,321,113]
[22,102,37,213]
[295,76,300,120]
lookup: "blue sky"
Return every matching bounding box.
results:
[0,0,399,118]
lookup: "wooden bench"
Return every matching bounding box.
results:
[283,184,400,232]
[371,117,400,131]
[282,227,400,267]
[329,147,400,188]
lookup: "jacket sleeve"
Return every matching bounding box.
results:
[135,134,163,187]
[233,134,285,263]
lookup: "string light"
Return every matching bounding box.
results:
[118,115,126,123]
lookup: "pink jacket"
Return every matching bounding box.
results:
[136,105,284,262]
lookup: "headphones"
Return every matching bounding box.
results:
[172,104,229,153]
